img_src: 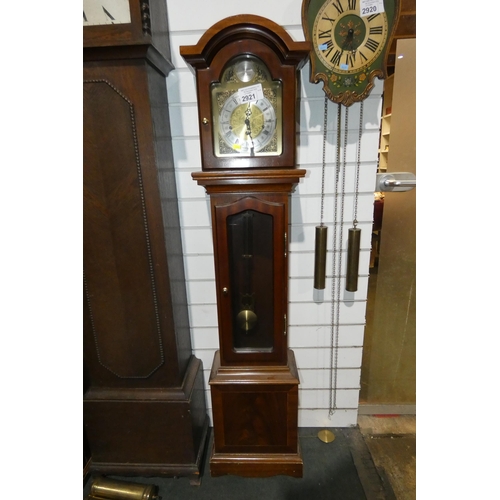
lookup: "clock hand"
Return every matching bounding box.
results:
[244,104,255,156]
[342,28,355,51]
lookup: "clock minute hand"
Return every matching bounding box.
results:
[244,104,255,156]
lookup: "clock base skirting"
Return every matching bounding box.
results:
[209,440,303,478]
[83,357,209,485]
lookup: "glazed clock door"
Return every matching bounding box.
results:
[214,196,287,366]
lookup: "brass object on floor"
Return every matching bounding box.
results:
[317,429,335,443]
[89,477,160,500]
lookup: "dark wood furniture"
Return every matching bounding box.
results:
[181,15,310,478]
[83,0,208,485]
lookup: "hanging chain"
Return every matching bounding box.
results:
[320,95,328,227]
[329,104,346,415]
[353,101,363,228]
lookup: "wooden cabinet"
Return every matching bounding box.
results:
[83,10,208,484]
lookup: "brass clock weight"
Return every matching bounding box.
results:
[181,15,311,477]
[301,0,400,440]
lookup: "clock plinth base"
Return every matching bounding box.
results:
[84,357,209,484]
[209,350,302,478]
[209,440,303,478]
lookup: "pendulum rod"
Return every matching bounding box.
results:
[346,102,364,292]
[329,104,348,416]
[313,96,329,290]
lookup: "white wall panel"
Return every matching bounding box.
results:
[288,324,365,348]
[294,347,363,369]
[186,280,217,305]
[296,163,378,195]
[190,328,219,350]
[289,222,373,252]
[297,130,381,164]
[288,301,367,327]
[288,276,370,302]
[299,96,382,133]
[167,1,303,32]
[168,103,200,138]
[172,137,201,169]
[189,303,218,328]
[298,368,361,389]
[299,389,360,409]
[182,229,213,255]
[183,255,215,281]
[178,199,212,227]
[299,409,358,427]
[174,168,206,199]
[166,70,197,104]
[291,192,376,224]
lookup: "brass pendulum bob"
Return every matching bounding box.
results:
[314,225,328,290]
[317,429,335,443]
[345,226,361,292]
[237,294,258,333]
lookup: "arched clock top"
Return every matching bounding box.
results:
[180,15,311,71]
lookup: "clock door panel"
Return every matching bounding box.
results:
[84,80,164,379]
[213,196,287,365]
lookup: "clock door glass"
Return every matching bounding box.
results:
[227,210,274,352]
[211,55,282,158]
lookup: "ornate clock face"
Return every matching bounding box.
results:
[83,0,131,26]
[211,55,282,158]
[302,0,399,105]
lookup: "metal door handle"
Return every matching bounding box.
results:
[376,172,416,192]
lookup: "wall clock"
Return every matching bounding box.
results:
[301,0,400,434]
[83,0,208,485]
[302,0,400,106]
[180,15,311,478]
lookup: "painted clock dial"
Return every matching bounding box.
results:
[83,0,131,26]
[302,0,399,105]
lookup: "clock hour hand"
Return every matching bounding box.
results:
[342,28,355,51]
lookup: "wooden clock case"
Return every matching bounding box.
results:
[83,0,208,485]
[181,15,311,478]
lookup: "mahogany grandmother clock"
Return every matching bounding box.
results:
[180,15,311,477]
[83,0,208,484]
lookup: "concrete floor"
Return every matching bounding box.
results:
[358,415,416,500]
[83,416,416,499]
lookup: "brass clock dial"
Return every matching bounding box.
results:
[302,0,399,105]
[83,0,131,26]
[211,55,282,158]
